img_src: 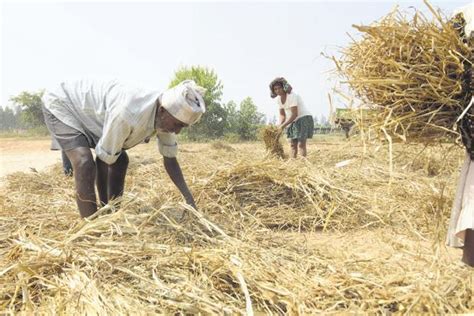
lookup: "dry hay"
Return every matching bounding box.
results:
[334,1,472,143]
[199,158,373,232]
[1,140,473,314]
[197,142,463,235]
[210,141,235,152]
[260,125,286,158]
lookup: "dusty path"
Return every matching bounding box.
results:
[0,137,61,187]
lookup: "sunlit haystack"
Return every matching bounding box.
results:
[335,1,472,143]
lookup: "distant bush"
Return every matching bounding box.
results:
[0,126,50,138]
[222,132,241,143]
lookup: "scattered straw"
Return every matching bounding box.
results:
[210,141,235,152]
[0,140,472,314]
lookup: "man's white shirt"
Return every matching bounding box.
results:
[42,79,178,164]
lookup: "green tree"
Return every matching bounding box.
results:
[0,107,6,130]
[10,91,45,128]
[169,66,225,140]
[13,105,24,129]
[237,97,265,140]
[223,100,239,134]
[0,106,22,130]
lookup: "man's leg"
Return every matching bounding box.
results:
[65,147,97,218]
[462,229,474,267]
[344,127,350,139]
[61,151,73,176]
[298,139,307,157]
[107,151,129,201]
[290,139,298,158]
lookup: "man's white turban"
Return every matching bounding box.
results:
[161,80,206,125]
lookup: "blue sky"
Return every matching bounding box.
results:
[1,0,468,121]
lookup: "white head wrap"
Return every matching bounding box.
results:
[453,3,474,37]
[160,80,206,125]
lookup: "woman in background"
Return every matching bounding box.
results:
[269,77,314,158]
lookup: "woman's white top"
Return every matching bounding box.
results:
[276,92,311,120]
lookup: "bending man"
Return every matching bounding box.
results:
[42,79,205,218]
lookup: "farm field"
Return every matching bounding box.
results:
[0,136,473,314]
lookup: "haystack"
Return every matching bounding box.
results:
[335,1,472,143]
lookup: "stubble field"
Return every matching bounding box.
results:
[0,136,473,314]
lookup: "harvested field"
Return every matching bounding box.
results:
[0,138,473,314]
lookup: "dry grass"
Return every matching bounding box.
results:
[210,141,235,152]
[334,1,472,143]
[260,125,286,158]
[1,139,473,314]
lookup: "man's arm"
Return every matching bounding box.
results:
[96,158,109,205]
[96,114,132,165]
[95,114,132,204]
[163,156,196,208]
[96,150,129,205]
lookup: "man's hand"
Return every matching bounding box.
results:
[178,197,196,222]
[185,197,197,209]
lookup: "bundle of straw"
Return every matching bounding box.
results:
[261,125,285,158]
[335,1,472,142]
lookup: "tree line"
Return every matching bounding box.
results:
[0,91,46,131]
[1,66,332,140]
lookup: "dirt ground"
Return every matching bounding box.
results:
[0,137,61,187]
[0,137,156,188]
[0,136,340,185]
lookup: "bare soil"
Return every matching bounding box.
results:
[0,137,60,186]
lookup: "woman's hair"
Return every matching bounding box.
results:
[269,77,292,98]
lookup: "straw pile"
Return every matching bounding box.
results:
[260,125,285,158]
[335,1,472,142]
[1,140,473,314]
